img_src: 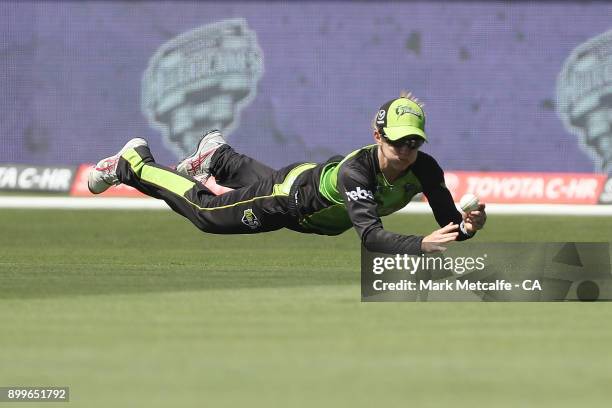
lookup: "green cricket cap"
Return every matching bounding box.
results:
[375,97,427,141]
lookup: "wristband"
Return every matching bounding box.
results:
[460,221,474,237]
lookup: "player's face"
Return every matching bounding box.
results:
[375,131,423,167]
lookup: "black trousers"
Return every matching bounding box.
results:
[116,144,312,234]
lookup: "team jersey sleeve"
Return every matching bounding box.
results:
[337,162,424,254]
[419,156,473,241]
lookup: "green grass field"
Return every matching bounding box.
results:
[1,209,612,407]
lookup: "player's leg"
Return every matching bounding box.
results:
[89,138,299,234]
[176,130,275,189]
[190,160,318,233]
[210,144,276,189]
[89,138,219,228]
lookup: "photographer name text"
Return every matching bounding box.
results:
[372,279,542,292]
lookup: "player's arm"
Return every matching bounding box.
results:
[419,156,479,240]
[337,163,425,254]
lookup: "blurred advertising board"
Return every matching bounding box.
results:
[0,164,76,193]
[444,171,610,205]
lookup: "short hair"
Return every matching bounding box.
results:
[372,90,425,131]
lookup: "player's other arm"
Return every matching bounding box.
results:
[419,155,482,240]
[337,164,424,255]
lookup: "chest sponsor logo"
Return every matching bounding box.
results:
[345,186,374,201]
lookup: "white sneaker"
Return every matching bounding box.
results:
[176,130,226,179]
[88,138,148,194]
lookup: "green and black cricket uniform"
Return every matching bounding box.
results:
[116,143,473,255]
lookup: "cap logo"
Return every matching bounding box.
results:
[376,109,386,124]
[395,104,422,119]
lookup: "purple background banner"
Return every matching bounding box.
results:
[2,1,611,173]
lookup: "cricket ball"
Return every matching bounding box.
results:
[459,193,480,212]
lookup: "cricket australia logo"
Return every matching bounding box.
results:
[556,29,612,176]
[142,18,264,158]
[241,208,261,229]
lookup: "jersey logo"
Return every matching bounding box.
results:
[345,186,374,201]
[241,208,261,229]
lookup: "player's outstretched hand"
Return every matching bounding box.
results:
[421,223,459,253]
